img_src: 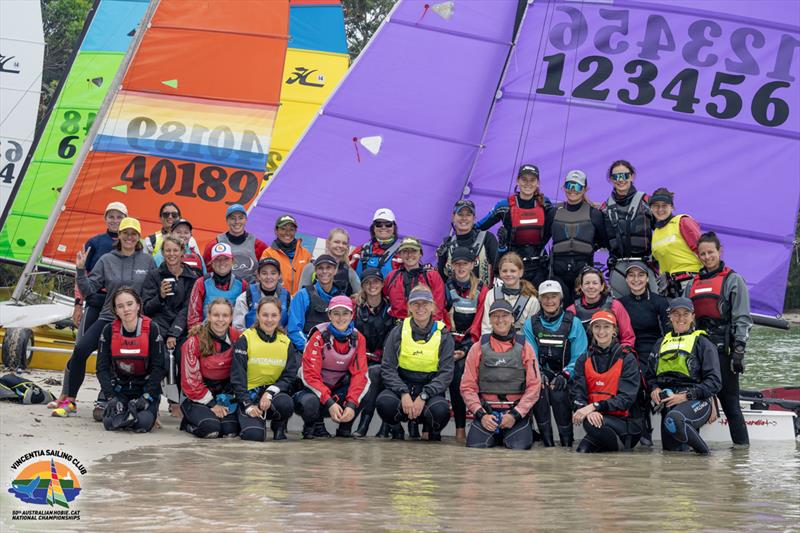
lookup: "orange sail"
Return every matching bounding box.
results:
[41,0,290,264]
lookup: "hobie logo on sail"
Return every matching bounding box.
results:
[8,450,86,521]
[286,67,325,87]
[0,54,21,74]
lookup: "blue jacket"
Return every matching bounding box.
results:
[287,282,340,351]
[523,310,587,377]
[84,231,117,272]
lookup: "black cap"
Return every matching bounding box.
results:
[518,164,540,178]
[624,261,649,274]
[488,299,514,316]
[257,257,281,273]
[360,267,383,282]
[451,246,476,263]
[668,297,694,313]
[171,218,193,232]
[314,254,338,268]
[453,199,476,215]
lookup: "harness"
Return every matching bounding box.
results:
[492,286,531,324]
[605,191,650,257]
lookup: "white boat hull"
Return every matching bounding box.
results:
[0,301,73,328]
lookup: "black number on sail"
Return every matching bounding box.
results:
[176,162,198,198]
[594,9,629,55]
[227,170,258,205]
[706,72,745,119]
[536,53,566,96]
[549,7,588,51]
[120,156,147,190]
[197,166,227,202]
[751,81,791,127]
[682,19,722,68]
[573,55,612,101]
[57,136,79,159]
[150,159,176,193]
[662,68,700,113]
[618,59,657,106]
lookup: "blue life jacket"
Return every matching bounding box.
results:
[244,284,290,328]
[203,275,244,319]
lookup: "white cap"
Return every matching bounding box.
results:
[538,280,563,297]
[105,201,128,217]
[372,208,396,223]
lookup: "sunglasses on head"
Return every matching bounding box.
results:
[564,182,584,192]
[374,221,394,228]
[161,211,180,219]
[611,172,631,181]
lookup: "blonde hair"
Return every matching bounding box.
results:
[187,298,233,356]
[497,252,537,297]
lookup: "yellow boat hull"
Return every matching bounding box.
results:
[0,326,95,373]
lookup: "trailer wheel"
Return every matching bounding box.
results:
[2,328,34,370]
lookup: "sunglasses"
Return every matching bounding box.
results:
[374,221,394,228]
[611,172,631,181]
[564,182,585,192]
[161,211,180,219]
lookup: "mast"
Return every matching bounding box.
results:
[11,0,161,303]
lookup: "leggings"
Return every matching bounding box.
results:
[375,389,451,432]
[358,365,383,418]
[466,413,533,450]
[661,399,713,454]
[293,380,359,428]
[64,318,112,398]
[576,415,640,453]
[550,256,592,305]
[238,392,294,442]
[531,386,573,444]
[717,350,748,445]
[449,357,467,429]
[102,393,159,433]
[180,399,239,438]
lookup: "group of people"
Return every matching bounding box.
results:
[46,159,753,454]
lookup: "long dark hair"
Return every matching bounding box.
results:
[111,286,143,320]
[698,231,722,250]
[608,159,635,178]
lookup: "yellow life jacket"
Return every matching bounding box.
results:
[656,330,705,378]
[398,318,444,373]
[242,328,290,390]
[651,215,702,274]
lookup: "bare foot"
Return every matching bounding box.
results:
[155,416,162,430]
[169,404,182,419]
[455,428,466,442]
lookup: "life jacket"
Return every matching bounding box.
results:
[148,232,166,256]
[442,231,491,285]
[689,267,733,350]
[656,331,704,380]
[315,322,358,388]
[398,318,444,374]
[604,191,651,257]
[110,317,151,378]
[244,284,290,329]
[508,195,545,247]
[241,328,290,390]
[651,215,702,275]
[492,286,531,325]
[199,331,237,388]
[551,202,595,257]
[385,267,435,300]
[530,311,574,374]
[573,294,614,328]
[360,238,402,275]
[447,280,482,337]
[478,334,526,395]
[303,284,332,335]
[182,251,204,274]
[218,232,258,283]
[355,299,394,362]
[203,275,243,317]
[584,345,629,417]
[308,263,354,296]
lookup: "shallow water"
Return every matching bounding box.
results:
[71,438,798,532]
[742,325,800,389]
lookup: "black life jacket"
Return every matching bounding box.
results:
[530,311,575,374]
[573,294,614,328]
[303,285,331,335]
[552,202,595,257]
[447,280,483,336]
[604,190,651,257]
[355,299,394,361]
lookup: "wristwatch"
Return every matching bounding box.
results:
[592,402,601,410]
[419,391,430,401]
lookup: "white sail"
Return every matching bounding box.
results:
[0,0,45,214]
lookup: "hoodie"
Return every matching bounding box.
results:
[76,250,156,321]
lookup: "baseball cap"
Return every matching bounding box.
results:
[668,297,694,313]
[314,254,338,268]
[171,218,193,232]
[518,164,540,178]
[450,246,476,263]
[372,208,396,223]
[407,286,434,304]
[226,204,247,218]
[564,170,587,187]
[589,310,617,326]
[538,280,563,296]
[326,295,354,313]
[211,242,233,261]
[105,201,128,217]
[275,214,298,228]
[625,261,649,275]
[118,217,141,235]
[360,267,383,282]
[488,299,514,316]
[453,199,476,215]
[397,237,423,252]
[257,257,281,273]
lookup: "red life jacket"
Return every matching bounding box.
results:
[316,322,358,388]
[584,353,628,417]
[182,252,204,273]
[200,340,235,381]
[508,195,545,246]
[689,266,732,321]
[111,317,151,378]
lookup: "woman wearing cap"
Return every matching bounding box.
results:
[52,217,155,418]
[445,247,489,440]
[646,298,721,454]
[141,236,199,413]
[261,214,313,294]
[153,218,205,275]
[524,280,588,447]
[383,237,450,327]
[181,298,241,438]
[478,164,552,286]
[377,285,455,441]
[300,228,361,295]
[566,267,636,348]
[96,287,165,433]
[571,311,642,453]
[649,187,703,297]
[143,202,199,257]
[437,199,498,286]
[287,255,343,351]
[461,300,542,449]
[602,160,658,298]
[480,253,539,335]
[684,232,752,447]
[187,243,248,330]
[546,170,608,304]
[352,268,395,438]
[233,257,291,331]
[350,208,403,278]
[203,204,268,285]
[231,297,298,441]
[294,295,369,439]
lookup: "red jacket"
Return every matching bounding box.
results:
[300,328,369,407]
[187,276,248,330]
[181,327,240,404]
[383,267,451,328]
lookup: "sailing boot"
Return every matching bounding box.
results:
[557,425,574,448]
[336,421,353,438]
[407,421,420,440]
[538,421,555,447]
[313,420,332,438]
[390,423,405,440]
[302,423,315,440]
[271,420,287,441]
[375,422,391,438]
[352,414,373,438]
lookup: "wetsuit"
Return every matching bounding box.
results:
[231,328,299,441]
[685,262,753,445]
[460,333,541,449]
[436,228,498,285]
[96,317,165,432]
[571,342,641,452]
[180,327,241,438]
[647,330,722,453]
[287,282,341,351]
[377,318,455,439]
[523,309,588,447]
[353,298,395,433]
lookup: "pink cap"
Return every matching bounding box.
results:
[326,295,354,313]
